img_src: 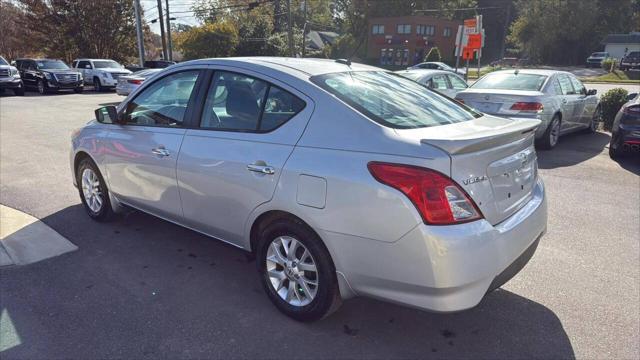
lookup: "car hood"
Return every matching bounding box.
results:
[42,69,81,75]
[0,65,16,70]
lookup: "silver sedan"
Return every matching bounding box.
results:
[71,58,547,321]
[455,69,601,149]
[395,69,469,98]
[115,68,162,96]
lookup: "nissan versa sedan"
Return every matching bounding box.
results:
[456,69,600,149]
[71,58,547,321]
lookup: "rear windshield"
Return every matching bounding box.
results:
[395,71,424,82]
[472,73,547,91]
[311,71,480,129]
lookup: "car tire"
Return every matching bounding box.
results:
[93,77,103,92]
[537,115,561,150]
[14,83,25,96]
[74,87,84,94]
[586,106,600,133]
[37,79,46,95]
[76,158,113,221]
[609,143,620,159]
[256,217,342,322]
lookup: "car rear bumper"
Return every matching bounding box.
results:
[327,177,547,312]
[612,124,640,152]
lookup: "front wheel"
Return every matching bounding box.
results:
[74,86,84,94]
[13,83,25,96]
[93,78,103,92]
[537,115,561,150]
[256,218,341,322]
[37,79,46,94]
[76,158,113,221]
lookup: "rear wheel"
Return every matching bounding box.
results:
[256,218,341,322]
[537,115,561,150]
[93,77,103,92]
[76,158,113,221]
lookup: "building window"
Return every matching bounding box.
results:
[443,27,452,37]
[372,24,385,35]
[416,25,435,36]
[397,24,411,34]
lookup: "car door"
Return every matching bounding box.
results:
[176,68,314,246]
[20,60,36,87]
[78,61,92,83]
[556,74,580,131]
[568,75,595,128]
[103,69,203,222]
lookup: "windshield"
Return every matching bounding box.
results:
[0,56,8,66]
[36,60,69,70]
[311,71,480,129]
[395,71,425,82]
[472,73,547,91]
[592,52,607,57]
[93,60,121,69]
[436,62,454,70]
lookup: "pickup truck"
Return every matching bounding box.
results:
[72,59,132,92]
[0,56,24,96]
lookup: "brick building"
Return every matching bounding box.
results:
[367,16,462,67]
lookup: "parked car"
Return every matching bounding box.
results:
[407,61,465,75]
[395,69,468,98]
[125,60,176,73]
[72,59,132,92]
[72,58,547,321]
[115,68,162,96]
[15,58,83,94]
[586,52,610,68]
[455,69,600,149]
[609,92,640,158]
[619,51,640,71]
[490,57,524,67]
[0,56,25,96]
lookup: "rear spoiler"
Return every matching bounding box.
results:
[420,119,540,155]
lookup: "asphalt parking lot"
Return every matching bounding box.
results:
[1,89,638,359]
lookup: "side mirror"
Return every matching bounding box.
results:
[627,93,638,101]
[95,106,119,124]
[587,89,597,96]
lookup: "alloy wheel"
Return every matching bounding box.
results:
[550,118,560,147]
[37,80,44,94]
[81,168,103,213]
[265,236,318,307]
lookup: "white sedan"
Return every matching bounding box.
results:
[115,68,162,96]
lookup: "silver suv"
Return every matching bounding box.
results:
[71,58,547,321]
[72,58,131,92]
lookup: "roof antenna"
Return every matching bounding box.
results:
[335,32,366,67]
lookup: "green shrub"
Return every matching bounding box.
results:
[601,57,616,72]
[600,88,628,131]
[424,47,441,62]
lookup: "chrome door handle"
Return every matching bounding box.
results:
[562,99,568,104]
[151,147,170,157]
[247,164,275,175]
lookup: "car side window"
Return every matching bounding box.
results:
[557,75,575,95]
[72,61,78,68]
[568,76,586,95]
[447,75,467,90]
[78,61,91,69]
[123,70,199,127]
[431,75,450,90]
[200,71,305,132]
[260,86,305,131]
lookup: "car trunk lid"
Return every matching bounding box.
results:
[395,115,541,225]
[456,89,545,116]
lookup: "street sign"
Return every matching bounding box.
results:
[462,47,474,60]
[467,33,482,49]
[463,18,477,35]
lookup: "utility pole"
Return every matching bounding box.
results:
[287,0,294,57]
[165,0,173,61]
[301,0,307,58]
[133,0,145,66]
[156,0,168,60]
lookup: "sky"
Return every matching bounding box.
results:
[141,0,202,34]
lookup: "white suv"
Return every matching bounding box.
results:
[72,59,131,92]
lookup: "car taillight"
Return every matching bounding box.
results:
[127,79,143,84]
[510,102,544,111]
[623,105,640,115]
[367,162,483,225]
[456,98,464,104]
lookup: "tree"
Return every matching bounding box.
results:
[174,21,239,60]
[16,0,139,63]
[424,47,442,62]
[508,0,638,65]
[0,1,39,59]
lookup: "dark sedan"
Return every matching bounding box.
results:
[610,93,640,158]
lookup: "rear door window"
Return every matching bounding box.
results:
[430,75,450,90]
[472,73,547,91]
[200,71,305,132]
[447,74,468,90]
